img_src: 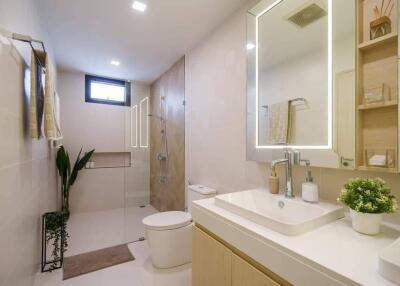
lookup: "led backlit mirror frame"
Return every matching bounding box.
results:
[248,0,333,150]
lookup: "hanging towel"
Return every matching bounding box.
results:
[44,53,62,140]
[267,101,291,145]
[30,50,46,139]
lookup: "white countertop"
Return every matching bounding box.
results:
[192,196,400,286]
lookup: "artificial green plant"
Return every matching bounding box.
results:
[338,178,398,214]
[56,146,95,216]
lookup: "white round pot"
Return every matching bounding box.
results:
[350,209,383,235]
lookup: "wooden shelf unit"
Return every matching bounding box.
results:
[357,100,398,110]
[356,0,399,172]
[357,165,398,173]
[358,32,398,51]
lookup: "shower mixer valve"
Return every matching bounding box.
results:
[157,153,167,161]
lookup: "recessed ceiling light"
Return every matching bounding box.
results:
[132,1,147,12]
[111,60,120,66]
[246,43,256,50]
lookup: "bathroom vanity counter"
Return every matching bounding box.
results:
[192,197,400,286]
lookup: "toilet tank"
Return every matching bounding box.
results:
[187,185,217,213]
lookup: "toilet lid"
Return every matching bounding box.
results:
[143,211,192,231]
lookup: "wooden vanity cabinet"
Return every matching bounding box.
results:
[192,225,232,286]
[193,225,287,286]
[232,253,280,286]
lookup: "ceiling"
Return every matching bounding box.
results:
[36,0,249,83]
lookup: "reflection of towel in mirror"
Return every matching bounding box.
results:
[267,101,291,145]
[44,53,62,140]
[30,50,45,139]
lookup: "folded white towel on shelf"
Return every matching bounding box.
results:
[368,155,387,166]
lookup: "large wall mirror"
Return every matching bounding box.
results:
[257,0,331,148]
[247,0,365,169]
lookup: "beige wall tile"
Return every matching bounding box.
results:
[58,71,126,213]
[0,2,58,285]
[150,58,185,211]
[69,168,125,213]
[58,71,151,212]
[185,0,267,197]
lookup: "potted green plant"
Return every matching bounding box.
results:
[42,211,69,271]
[56,146,95,217]
[338,178,398,235]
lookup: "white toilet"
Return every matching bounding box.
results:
[142,185,217,269]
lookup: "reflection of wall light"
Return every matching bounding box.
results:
[254,0,332,150]
[131,105,138,148]
[132,1,147,12]
[246,43,256,50]
[327,0,333,150]
[139,97,149,148]
[111,60,120,66]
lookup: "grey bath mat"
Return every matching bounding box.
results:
[63,244,135,280]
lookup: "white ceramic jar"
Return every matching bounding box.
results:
[350,209,383,235]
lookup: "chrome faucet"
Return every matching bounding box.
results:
[271,149,300,198]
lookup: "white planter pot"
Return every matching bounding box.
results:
[350,209,383,235]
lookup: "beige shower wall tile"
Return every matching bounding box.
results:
[0,162,42,283]
[150,58,185,211]
[0,3,58,286]
[0,43,26,117]
[0,110,32,169]
[0,162,33,229]
[35,156,59,212]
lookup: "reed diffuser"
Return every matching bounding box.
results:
[370,0,394,40]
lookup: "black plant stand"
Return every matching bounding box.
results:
[41,212,65,272]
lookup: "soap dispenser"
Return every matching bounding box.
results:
[302,166,319,203]
[269,167,280,194]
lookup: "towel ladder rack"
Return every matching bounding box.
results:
[11,33,47,71]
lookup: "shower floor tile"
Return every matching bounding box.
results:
[66,205,158,256]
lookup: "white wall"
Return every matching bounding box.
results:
[58,70,150,213]
[185,0,400,225]
[0,0,58,285]
[185,0,268,196]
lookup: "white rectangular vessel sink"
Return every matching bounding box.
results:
[215,189,344,236]
[379,238,400,284]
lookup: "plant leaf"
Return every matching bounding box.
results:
[56,146,67,177]
[66,150,71,176]
[69,148,82,187]
[56,146,70,189]
[77,149,95,171]
[69,148,95,187]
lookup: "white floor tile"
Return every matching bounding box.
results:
[129,242,192,286]
[125,205,158,243]
[34,206,191,286]
[66,205,158,256]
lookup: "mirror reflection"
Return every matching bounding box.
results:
[257,0,329,147]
